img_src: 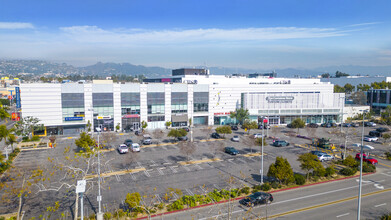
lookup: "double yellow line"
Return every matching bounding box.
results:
[266,188,391,219]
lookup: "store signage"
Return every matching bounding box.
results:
[266,96,294,103]
[183,80,198,84]
[97,116,111,120]
[15,87,21,108]
[65,117,83,121]
[214,112,231,116]
[122,114,140,118]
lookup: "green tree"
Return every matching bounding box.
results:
[242,120,258,134]
[343,83,355,93]
[298,153,322,180]
[0,125,11,148]
[382,133,391,145]
[267,156,294,184]
[335,71,349,78]
[229,108,249,125]
[165,121,172,129]
[381,106,391,125]
[14,116,40,138]
[0,107,10,122]
[215,125,232,138]
[86,120,92,132]
[115,123,120,132]
[0,150,4,162]
[167,129,187,141]
[74,132,96,153]
[351,91,367,105]
[334,85,345,93]
[6,133,17,151]
[321,73,330,78]
[141,121,148,132]
[125,192,141,209]
[290,118,306,133]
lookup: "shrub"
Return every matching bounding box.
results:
[271,181,279,189]
[103,212,112,220]
[343,155,358,168]
[380,212,391,220]
[113,209,126,218]
[22,136,29,142]
[0,217,5,220]
[313,166,326,177]
[362,163,376,173]
[325,166,336,177]
[294,174,306,185]
[240,186,250,195]
[385,152,391,160]
[31,135,40,141]
[260,182,271,191]
[182,195,196,207]
[340,167,356,176]
[230,189,239,198]
[88,213,96,220]
[312,175,319,182]
[168,200,184,211]
[252,185,262,191]
[208,189,223,202]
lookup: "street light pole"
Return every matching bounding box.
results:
[190,100,193,142]
[357,110,366,220]
[261,119,264,184]
[340,96,344,133]
[96,127,103,220]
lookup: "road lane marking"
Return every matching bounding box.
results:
[379,163,391,168]
[183,166,191,171]
[169,166,178,173]
[129,172,136,180]
[381,173,391,177]
[157,168,164,176]
[336,213,350,218]
[195,164,203,170]
[375,203,386,207]
[85,167,146,179]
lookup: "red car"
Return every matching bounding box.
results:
[355,153,378,165]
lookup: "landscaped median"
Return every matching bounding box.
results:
[0,148,21,176]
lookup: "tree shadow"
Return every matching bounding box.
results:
[167,155,186,162]
[201,153,215,158]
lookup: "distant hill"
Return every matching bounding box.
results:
[1,59,391,78]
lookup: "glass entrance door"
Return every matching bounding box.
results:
[133,122,140,131]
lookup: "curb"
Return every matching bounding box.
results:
[136,172,375,219]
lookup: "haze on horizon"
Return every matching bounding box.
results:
[1,0,391,70]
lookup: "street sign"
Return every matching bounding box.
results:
[97,195,102,201]
[76,180,86,193]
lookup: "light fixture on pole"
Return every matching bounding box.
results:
[96,127,103,220]
[357,109,368,220]
[76,180,86,220]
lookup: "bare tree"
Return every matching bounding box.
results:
[178,141,196,161]
[213,141,225,157]
[271,126,283,138]
[153,129,164,146]
[242,136,256,153]
[201,126,213,140]
[123,151,140,169]
[305,126,316,139]
[100,132,116,149]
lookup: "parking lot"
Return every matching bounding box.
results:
[3,124,391,217]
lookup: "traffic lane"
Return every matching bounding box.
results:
[280,184,391,220]
[154,172,390,220]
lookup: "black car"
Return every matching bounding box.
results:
[239,192,273,207]
[364,122,376,127]
[272,140,289,147]
[307,123,319,128]
[124,139,133,147]
[135,130,141,136]
[211,132,221,139]
[376,127,390,133]
[225,147,239,155]
[369,130,381,137]
[231,125,239,130]
[178,136,188,141]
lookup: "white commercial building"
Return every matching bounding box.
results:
[20,74,344,136]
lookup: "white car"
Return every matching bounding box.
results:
[352,143,375,150]
[231,135,240,142]
[253,133,264,138]
[364,136,378,142]
[118,144,129,154]
[318,154,334,162]
[131,143,141,152]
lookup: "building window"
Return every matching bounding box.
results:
[121,93,140,106]
[148,115,165,122]
[193,92,209,112]
[61,93,85,122]
[172,92,187,113]
[121,106,140,115]
[93,93,113,107]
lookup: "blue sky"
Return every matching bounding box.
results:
[1,0,391,69]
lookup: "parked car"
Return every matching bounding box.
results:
[225,147,239,155]
[342,123,352,127]
[181,127,190,132]
[376,127,390,133]
[130,143,141,152]
[211,133,221,139]
[287,123,293,128]
[364,122,376,127]
[369,130,381,137]
[142,139,152,145]
[253,133,264,138]
[351,123,360,127]
[231,125,239,130]
[259,124,271,129]
[307,123,319,128]
[124,139,133,147]
[364,136,378,142]
[321,123,337,128]
[355,153,378,165]
[135,130,141,136]
[318,154,334,162]
[117,144,129,154]
[178,136,188,141]
[272,140,289,147]
[311,151,325,156]
[231,135,240,142]
[239,192,273,207]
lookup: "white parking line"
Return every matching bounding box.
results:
[381,172,391,177]
[136,162,143,168]
[155,194,163,203]
[157,168,164,175]
[213,184,220,190]
[171,145,179,149]
[173,192,179,199]
[186,188,194,196]
[199,186,208,194]
[144,170,151,177]
[129,172,136,180]
[375,203,386,207]
[195,164,203,170]
[227,159,236,164]
[150,160,158,166]
[237,158,247,164]
[183,165,191,171]
[169,166,178,173]
[336,213,350,218]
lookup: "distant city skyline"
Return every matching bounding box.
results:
[1,0,391,69]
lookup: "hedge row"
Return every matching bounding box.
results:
[0,148,20,175]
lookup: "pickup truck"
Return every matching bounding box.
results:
[355,153,378,165]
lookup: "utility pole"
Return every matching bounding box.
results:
[96,127,103,220]
[357,110,367,220]
[260,118,264,184]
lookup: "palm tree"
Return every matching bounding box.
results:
[6,133,17,151]
[0,107,10,122]
[0,124,10,146]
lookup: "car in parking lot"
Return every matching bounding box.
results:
[142,139,152,145]
[356,153,378,165]
[364,136,378,142]
[321,123,337,128]
[239,192,273,207]
[130,143,140,152]
[369,130,381,137]
[311,150,324,156]
[225,147,239,155]
[124,139,133,147]
[364,122,376,127]
[376,127,390,133]
[351,123,360,127]
[253,133,264,138]
[342,123,352,127]
[181,127,190,132]
[211,133,221,139]
[307,123,319,128]
[178,136,188,141]
[118,144,129,154]
[272,140,289,147]
[231,125,239,130]
[317,154,334,161]
[231,135,240,142]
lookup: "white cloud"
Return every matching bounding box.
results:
[59,26,349,44]
[0,22,34,29]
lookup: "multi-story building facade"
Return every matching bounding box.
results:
[366,89,391,113]
[20,75,344,136]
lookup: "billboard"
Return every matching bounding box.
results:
[15,87,21,108]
